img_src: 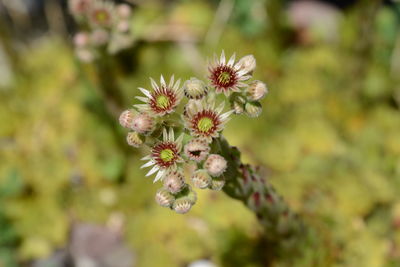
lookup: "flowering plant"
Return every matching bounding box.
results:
[119,51,267,213]
[69,0,133,62]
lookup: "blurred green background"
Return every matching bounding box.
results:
[1,0,400,266]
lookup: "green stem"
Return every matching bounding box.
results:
[215,136,309,255]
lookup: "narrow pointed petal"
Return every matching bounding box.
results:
[139,87,152,98]
[146,165,159,176]
[228,53,236,66]
[220,50,226,64]
[154,170,165,183]
[135,96,149,103]
[141,155,152,161]
[160,75,166,87]
[141,160,155,168]
[150,77,158,90]
[163,128,168,142]
[169,75,175,88]
[169,127,174,142]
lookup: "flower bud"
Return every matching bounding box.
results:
[183,99,199,117]
[210,178,225,191]
[230,94,246,115]
[117,4,131,18]
[245,101,262,118]
[247,81,267,101]
[73,32,90,47]
[163,170,186,194]
[173,197,193,214]
[184,139,210,162]
[155,188,175,207]
[117,20,130,33]
[235,55,256,74]
[184,78,208,99]
[126,132,144,148]
[76,48,94,63]
[119,109,135,128]
[191,169,211,189]
[130,113,155,135]
[91,29,109,46]
[204,154,227,177]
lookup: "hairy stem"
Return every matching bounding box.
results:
[214,136,309,255]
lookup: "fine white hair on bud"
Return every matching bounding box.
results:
[116,4,131,18]
[191,169,212,189]
[126,132,144,148]
[184,139,210,162]
[235,55,256,74]
[204,154,228,177]
[210,178,225,191]
[183,78,208,99]
[247,81,268,101]
[245,101,262,118]
[172,197,193,214]
[155,188,175,207]
[73,32,90,47]
[130,113,155,135]
[119,109,135,128]
[163,170,186,194]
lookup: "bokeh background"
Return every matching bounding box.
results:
[1,0,400,266]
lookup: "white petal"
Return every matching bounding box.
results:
[227,53,236,66]
[169,75,175,88]
[169,127,174,141]
[139,87,152,98]
[141,155,151,161]
[220,50,226,64]
[141,160,155,168]
[220,110,234,120]
[153,170,165,183]
[160,75,166,87]
[163,128,168,141]
[135,96,149,103]
[216,102,225,114]
[146,165,159,176]
[150,77,158,90]
[173,79,181,91]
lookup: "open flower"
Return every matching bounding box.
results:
[208,51,252,96]
[183,100,233,142]
[141,128,184,182]
[68,0,92,17]
[87,0,115,28]
[135,75,183,116]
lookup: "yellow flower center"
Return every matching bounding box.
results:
[218,72,231,85]
[160,149,174,162]
[197,117,213,132]
[156,95,170,109]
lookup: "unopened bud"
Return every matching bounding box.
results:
[184,139,210,162]
[91,29,109,46]
[119,109,135,128]
[230,94,246,115]
[130,113,155,135]
[76,48,94,63]
[173,197,193,214]
[117,20,130,33]
[155,188,175,207]
[184,78,208,99]
[235,55,256,74]
[245,101,262,118]
[204,154,227,177]
[191,169,211,189]
[73,32,90,47]
[163,171,186,194]
[126,132,144,148]
[247,81,267,101]
[117,4,131,18]
[210,178,225,191]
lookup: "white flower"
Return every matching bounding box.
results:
[140,128,184,182]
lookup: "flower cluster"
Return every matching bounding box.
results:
[119,52,268,213]
[69,0,133,62]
